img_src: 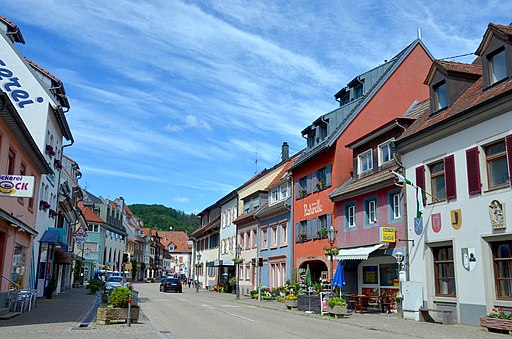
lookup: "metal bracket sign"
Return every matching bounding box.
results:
[73,225,88,248]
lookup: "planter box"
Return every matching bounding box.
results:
[480,316,512,334]
[328,305,348,318]
[284,299,298,309]
[97,307,139,325]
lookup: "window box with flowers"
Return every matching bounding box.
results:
[298,189,308,198]
[39,200,51,211]
[54,159,63,170]
[316,181,327,190]
[324,247,340,256]
[297,233,307,242]
[481,308,512,334]
[317,228,327,238]
[49,209,58,218]
[45,145,56,158]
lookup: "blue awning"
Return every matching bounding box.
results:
[39,228,66,245]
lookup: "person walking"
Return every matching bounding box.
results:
[188,277,192,288]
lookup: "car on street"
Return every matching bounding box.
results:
[160,277,182,293]
[105,276,124,293]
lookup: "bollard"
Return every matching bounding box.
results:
[195,280,199,293]
[127,294,132,327]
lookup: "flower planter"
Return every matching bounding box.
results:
[480,316,512,334]
[284,299,298,309]
[96,307,139,325]
[328,305,348,318]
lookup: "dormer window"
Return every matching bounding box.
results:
[307,129,316,148]
[378,139,394,166]
[339,91,350,106]
[433,80,447,111]
[358,149,373,175]
[354,82,363,99]
[488,47,507,84]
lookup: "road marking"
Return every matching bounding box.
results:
[201,304,254,322]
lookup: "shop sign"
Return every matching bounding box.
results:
[303,199,323,217]
[379,227,396,243]
[0,174,35,197]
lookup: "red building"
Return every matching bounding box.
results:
[290,39,433,285]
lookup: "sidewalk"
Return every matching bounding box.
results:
[208,291,502,339]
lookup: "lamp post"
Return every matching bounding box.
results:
[235,244,241,300]
[327,225,338,295]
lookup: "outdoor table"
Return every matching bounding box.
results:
[355,295,380,313]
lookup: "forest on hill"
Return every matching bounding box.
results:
[128,204,200,235]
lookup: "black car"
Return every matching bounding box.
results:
[160,277,182,293]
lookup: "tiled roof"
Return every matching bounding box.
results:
[78,201,104,223]
[424,60,482,85]
[159,231,191,253]
[329,168,398,201]
[0,16,25,43]
[191,215,221,237]
[404,99,430,119]
[24,57,61,83]
[476,23,512,56]
[232,210,257,226]
[266,154,299,189]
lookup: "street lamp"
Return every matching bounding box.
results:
[235,244,242,300]
[327,225,338,294]
[196,253,202,293]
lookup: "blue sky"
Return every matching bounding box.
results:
[4,1,511,214]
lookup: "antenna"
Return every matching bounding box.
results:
[417,28,422,40]
[254,152,258,174]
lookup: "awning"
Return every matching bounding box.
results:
[55,248,73,265]
[39,228,66,245]
[334,243,385,261]
[0,208,38,237]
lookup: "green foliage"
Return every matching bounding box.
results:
[73,260,83,282]
[108,287,133,308]
[285,294,297,301]
[128,204,200,234]
[250,290,258,299]
[327,297,347,307]
[228,277,237,287]
[131,259,138,281]
[88,279,102,292]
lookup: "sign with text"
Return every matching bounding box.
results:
[379,226,396,243]
[0,175,35,198]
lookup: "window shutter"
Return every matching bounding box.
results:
[295,181,300,199]
[465,147,481,195]
[312,171,318,192]
[306,219,312,240]
[444,155,457,200]
[326,164,332,187]
[327,214,332,228]
[312,218,319,238]
[295,223,300,242]
[506,135,512,187]
[306,175,311,194]
[415,165,426,204]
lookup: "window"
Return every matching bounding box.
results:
[296,221,308,242]
[392,193,401,219]
[261,228,268,249]
[346,205,356,228]
[433,246,456,297]
[354,82,363,99]
[492,241,512,299]
[271,226,277,248]
[7,148,15,174]
[434,80,447,111]
[280,223,287,246]
[270,187,279,204]
[314,165,332,191]
[367,200,377,224]
[296,175,310,199]
[358,150,373,175]
[280,183,288,200]
[429,161,446,202]
[485,140,509,190]
[378,140,394,166]
[339,91,350,106]
[316,214,331,238]
[489,48,507,84]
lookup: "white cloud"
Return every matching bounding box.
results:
[173,197,190,203]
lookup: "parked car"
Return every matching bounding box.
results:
[105,276,124,293]
[160,277,182,293]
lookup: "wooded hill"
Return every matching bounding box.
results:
[128,204,200,235]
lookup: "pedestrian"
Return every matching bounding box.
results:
[188,277,191,288]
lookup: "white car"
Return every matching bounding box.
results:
[105,276,124,293]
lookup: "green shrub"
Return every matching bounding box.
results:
[108,287,135,308]
[87,279,102,293]
[327,297,347,307]
[250,290,258,299]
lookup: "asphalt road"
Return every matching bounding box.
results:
[137,283,412,339]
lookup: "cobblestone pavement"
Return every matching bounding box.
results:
[0,284,504,338]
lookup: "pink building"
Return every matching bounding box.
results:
[0,92,51,300]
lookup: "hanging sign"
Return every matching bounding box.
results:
[0,175,35,197]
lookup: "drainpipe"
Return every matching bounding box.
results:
[394,153,410,283]
[255,214,261,303]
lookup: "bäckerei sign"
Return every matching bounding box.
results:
[0,175,35,198]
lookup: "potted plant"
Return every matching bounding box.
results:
[327,297,348,317]
[96,287,139,325]
[284,294,298,309]
[317,229,327,238]
[298,189,307,198]
[298,233,307,242]
[45,275,57,299]
[480,307,512,333]
[87,279,102,294]
[228,277,237,293]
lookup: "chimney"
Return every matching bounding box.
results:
[281,142,289,162]
[119,196,125,211]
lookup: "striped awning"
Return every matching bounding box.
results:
[334,243,385,261]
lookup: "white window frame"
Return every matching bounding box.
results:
[378,139,394,166]
[347,205,356,228]
[368,200,377,224]
[392,193,401,219]
[280,222,287,246]
[489,48,507,84]
[358,149,373,175]
[262,228,268,249]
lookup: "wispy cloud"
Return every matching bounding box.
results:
[173,197,190,203]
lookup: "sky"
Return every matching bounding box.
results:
[3,1,512,214]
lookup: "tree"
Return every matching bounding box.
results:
[131,259,138,281]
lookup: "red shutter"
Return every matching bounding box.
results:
[415,165,426,204]
[444,155,456,200]
[466,147,481,195]
[506,135,512,187]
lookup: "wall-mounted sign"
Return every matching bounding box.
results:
[0,58,45,109]
[379,227,396,243]
[431,213,442,233]
[0,175,35,198]
[304,199,323,217]
[461,248,476,271]
[451,209,462,230]
[489,200,505,230]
